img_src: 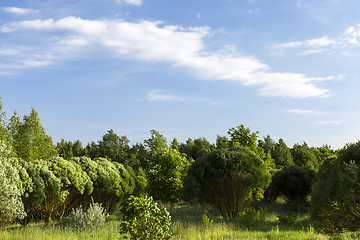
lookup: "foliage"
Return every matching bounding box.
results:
[267,165,315,203]
[227,124,258,152]
[272,138,293,167]
[0,141,26,226]
[97,129,130,164]
[10,108,58,162]
[56,139,86,159]
[182,146,271,219]
[147,147,190,202]
[201,172,252,219]
[120,195,172,240]
[278,212,298,226]
[178,137,215,161]
[311,141,360,234]
[67,202,107,229]
[144,130,168,154]
[291,142,319,170]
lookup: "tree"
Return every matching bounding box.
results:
[11,108,58,161]
[215,134,229,149]
[98,129,130,163]
[257,135,275,154]
[182,146,271,219]
[311,141,360,234]
[144,130,168,154]
[272,138,293,167]
[267,165,315,203]
[0,141,26,226]
[227,124,258,152]
[147,147,190,202]
[0,98,11,146]
[291,142,319,170]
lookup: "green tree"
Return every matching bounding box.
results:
[272,138,293,167]
[227,124,258,152]
[144,130,168,154]
[311,141,360,234]
[11,108,58,161]
[183,146,271,219]
[291,142,319,170]
[147,147,190,202]
[215,134,230,149]
[0,141,26,226]
[98,129,130,163]
[170,138,179,151]
[0,99,11,146]
[227,124,275,168]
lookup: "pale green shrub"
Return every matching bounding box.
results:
[0,141,26,226]
[68,202,107,229]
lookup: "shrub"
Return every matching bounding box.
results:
[267,165,315,203]
[120,195,172,240]
[0,141,26,226]
[311,141,360,234]
[182,146,271,219]
[67,202,107,229]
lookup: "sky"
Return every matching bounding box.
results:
[1,0,360,150]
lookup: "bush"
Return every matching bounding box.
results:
[311,141,360,234]
[267,165,315,203]
[67,202,107,229]
[182,146,271,219]
[0,141,26,226]
[120,195,172,240]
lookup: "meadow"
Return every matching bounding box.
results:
[1,199,360,240]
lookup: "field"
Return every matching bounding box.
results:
[1,200,359,240]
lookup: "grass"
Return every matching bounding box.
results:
[1,199,360,239]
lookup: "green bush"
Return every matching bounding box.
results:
[182,146,271,219]
[120,195,172,240]
[267,165,315,203]
[311,141,360,234]
[67,202,107,229]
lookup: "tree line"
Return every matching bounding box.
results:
[1,99,359,235]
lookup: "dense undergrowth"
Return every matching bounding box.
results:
[1,199,360,240]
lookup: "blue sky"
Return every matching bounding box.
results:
[1,0,360,149]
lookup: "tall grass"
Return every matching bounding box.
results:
[1,199,360,239]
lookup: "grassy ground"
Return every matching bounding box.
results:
[1,200,360,240]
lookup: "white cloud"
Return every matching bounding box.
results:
[1,7,38,15]
[145,90,186,101]
[298,49,325,55]
[273,25,360,55]
[1,17,332,98]
[288,109,326,114]
[115,0,143,6]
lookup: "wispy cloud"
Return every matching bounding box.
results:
[114,0,143,6]
[272,25,360,56]
[145,90,186,101]
[1,17,333,98]
[1,7,38,15]
[288,109,326,114]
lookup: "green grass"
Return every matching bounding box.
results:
[1,200,360,239]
